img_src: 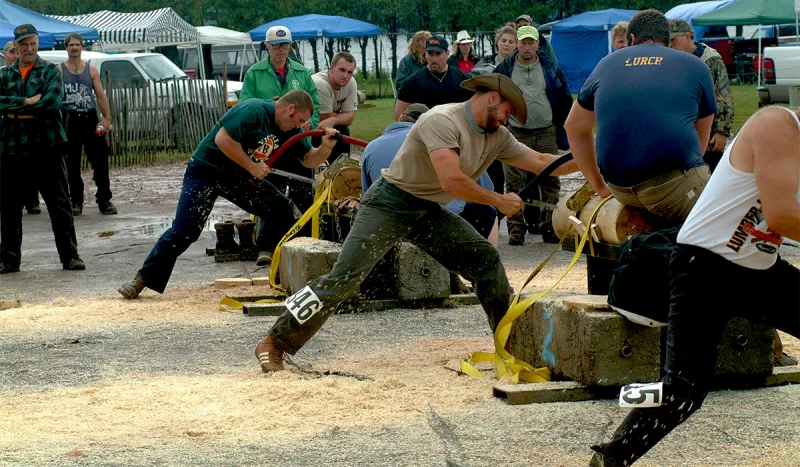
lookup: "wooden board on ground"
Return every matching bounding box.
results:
[493,366,800,405]
[0,299,22,311]
[215,278,253,289]
[242,293,482,316]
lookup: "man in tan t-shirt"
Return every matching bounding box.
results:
[253,74,579,373]
[312,51,358,160]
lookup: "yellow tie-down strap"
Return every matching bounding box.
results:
[461,196,613,384]
[219,183,333,311]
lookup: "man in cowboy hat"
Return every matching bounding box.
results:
[253,73,580,373]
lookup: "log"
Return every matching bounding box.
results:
[553,192,664,245]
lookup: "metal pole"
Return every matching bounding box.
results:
[758,26,761,88]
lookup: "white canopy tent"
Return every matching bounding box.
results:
[194,26,259,80]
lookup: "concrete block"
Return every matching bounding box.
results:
[215,278,253,289]
[509,295,775,387]
[394,242,450,300]
[278,237,342,295]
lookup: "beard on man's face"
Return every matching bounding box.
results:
[484,104,507,133]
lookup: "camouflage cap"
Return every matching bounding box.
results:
[669,19,694,39]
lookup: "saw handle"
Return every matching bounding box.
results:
[262,130,369,167]
[516,150,573,202]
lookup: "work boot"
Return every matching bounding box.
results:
[254,334,285,372]
[255,250,273,267]
[25,202,41,215]
[508,225,526,246]
[118,276,146,300]
[540,223,560,244]
[0,263,20,274]
[235,219,258,258]
[214,221,239,255]
[98,200,118,215]
[72,202,83,216]
[63,257,86,271]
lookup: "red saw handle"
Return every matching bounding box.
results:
[260,130,369,167]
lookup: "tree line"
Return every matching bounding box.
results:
[20,0,687,35]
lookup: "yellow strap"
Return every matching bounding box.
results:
[462,196,613,383]
[268,184,333,292]
[218,297,283,312]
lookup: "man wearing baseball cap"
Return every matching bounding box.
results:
[0,24,85,273]
[253,74,580,373]
[394,34,472,121]
[669,18,734,174]
[240,25,321,266]
[494,25,573,245]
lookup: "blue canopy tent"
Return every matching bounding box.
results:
[665,0,739,41]
[0,21,54,48]
[550,9,639,93]
[249,14,381,41]
[0,0,98,43]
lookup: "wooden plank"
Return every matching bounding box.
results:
[494,382,616,405]
[765,366,800,386]
[215,278,253,289]
[243,293,481,317]
[0,299,22,311]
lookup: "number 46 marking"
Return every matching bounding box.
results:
[285,286,323,324]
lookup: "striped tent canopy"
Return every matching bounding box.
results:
[51,7,197,51]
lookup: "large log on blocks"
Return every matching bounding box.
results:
[278,237,342,295]
[279,238,450,301]
[553,192,665,245]
[509,295,774,387]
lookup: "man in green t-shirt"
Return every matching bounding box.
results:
[117,91,338,299]
[253,74,580,373]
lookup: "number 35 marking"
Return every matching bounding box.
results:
[285,285,323,324]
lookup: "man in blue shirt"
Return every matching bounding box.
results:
[565,9,717,226]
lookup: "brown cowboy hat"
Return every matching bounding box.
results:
[461,73,527,123]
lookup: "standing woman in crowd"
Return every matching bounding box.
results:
[396,31,431,93]
[447,30,480,73]
[474,26,518,72]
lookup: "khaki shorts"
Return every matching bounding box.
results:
[608,165,711,226]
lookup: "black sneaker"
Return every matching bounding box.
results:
[63,257,86,271]
[98,200,118,215]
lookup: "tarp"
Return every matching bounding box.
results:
[0,21,54,49]
[694,0,797,25]
[665,0,739,40]
[51,7,197,51]
[249,14,381,41]
[550,9,639,93]
[0,0,98,43]
[196,26,255,46]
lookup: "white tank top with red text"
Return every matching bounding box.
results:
[677,107,800,270]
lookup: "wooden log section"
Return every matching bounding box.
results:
[553,192,665,245]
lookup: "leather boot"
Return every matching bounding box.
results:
[235,219,258,259]
[214,221,239,255]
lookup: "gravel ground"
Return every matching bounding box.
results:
[2,162,800,466]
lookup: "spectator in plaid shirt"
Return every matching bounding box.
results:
[0,24,84,274]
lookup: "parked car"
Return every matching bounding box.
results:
[180,45,259,82]
[749,24,800,45]
[700,26,735,76]
[756,45,800,106]
[38,50,243,109]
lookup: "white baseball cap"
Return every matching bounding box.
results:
[266,26,292,44]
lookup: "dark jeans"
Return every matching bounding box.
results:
[64,111,112,204]
[269,179,512,354]
[136,159,298,293]
[505,125,560,235]
[593,244,800,465]
[312,125,351,163]
[0,147,79,266]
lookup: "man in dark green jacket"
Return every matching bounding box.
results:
[0,24,84,273]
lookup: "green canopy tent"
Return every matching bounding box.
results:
[694,0,798,86]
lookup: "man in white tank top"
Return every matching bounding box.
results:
[590,106,800,466]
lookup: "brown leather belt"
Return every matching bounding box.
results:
[5,114,35,120]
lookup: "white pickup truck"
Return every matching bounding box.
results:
[38,50,243,109]
[757,45,800,106]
